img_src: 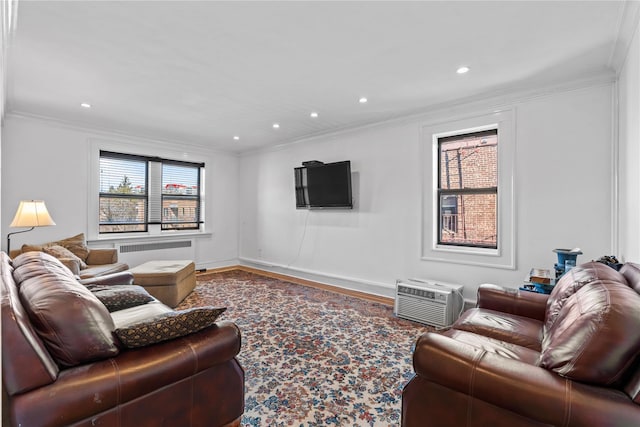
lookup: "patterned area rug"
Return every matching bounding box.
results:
[177,270,432,426]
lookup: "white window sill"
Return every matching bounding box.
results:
[432,245,499,257]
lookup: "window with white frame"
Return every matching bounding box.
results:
[422,110,515,269]
[99,151,204,234]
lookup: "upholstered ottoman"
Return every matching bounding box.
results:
[129,260,196,307]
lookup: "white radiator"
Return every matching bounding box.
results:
[394,279,464,327]
[116,239,195,266]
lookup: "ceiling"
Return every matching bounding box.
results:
[5,1,637,153]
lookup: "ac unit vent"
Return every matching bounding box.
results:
[118,240,192,254]
[394,279,463,327]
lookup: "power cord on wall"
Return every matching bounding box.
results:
[285,209,311,269]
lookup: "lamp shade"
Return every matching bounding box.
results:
[9,200,56,228]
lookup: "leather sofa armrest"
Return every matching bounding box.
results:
[413,332,640,426]
[79,271,134,287]
[9,321,243,427]
[86,248,118,265]
[476,283,548,321]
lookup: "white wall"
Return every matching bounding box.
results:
[239,83,616,301]
[618,17,640,263]
[1,115,239,270]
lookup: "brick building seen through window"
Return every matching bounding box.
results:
[438,129,498,249]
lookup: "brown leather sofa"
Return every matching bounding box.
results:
[402,261,640,426]
[9,233,128,278]
[1,251,244,427]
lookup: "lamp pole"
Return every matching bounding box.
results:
[7,227,35,255]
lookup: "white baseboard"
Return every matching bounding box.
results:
[195,258,240,271]
[238,257,396,299]
[227,257,478,309]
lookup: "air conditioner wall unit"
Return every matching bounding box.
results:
[394,279,464,327]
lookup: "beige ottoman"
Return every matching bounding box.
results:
[129,260,196,308]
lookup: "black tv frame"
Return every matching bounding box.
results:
[294,160,353,210]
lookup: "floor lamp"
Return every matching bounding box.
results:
[6,200,56,254]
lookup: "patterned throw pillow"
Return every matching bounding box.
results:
[114,307,227,348]
[43,245,88,269]
[21,233,90,263]
[55,233,91,262]
[90,285,155,312]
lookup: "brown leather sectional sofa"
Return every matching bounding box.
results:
[403,261,640,426]
[1,251,244,427]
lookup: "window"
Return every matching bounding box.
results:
[99,151,203,234]
[421,110,515,269]
[437,129,498,249]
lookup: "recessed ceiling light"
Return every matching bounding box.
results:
[310,112,319,118]
[233,136,240,141]
[273,123,280,129]
[456,66,470,74]
[359,97,368,104]
[80,102,91,108]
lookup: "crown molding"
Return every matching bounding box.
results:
[5,110,239,158]
[240,71,616,158]
[609,0,640,73]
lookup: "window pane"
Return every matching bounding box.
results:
[439,131,497,190]
[439,193,496,248]
[162,164,199,195]
[99,196,146,233]
[161,197,199,229]
[100,156,146,195]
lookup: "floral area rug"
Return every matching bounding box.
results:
[177,270,432,426]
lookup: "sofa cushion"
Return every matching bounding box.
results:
[539,280,640,385]
[440,328,541,365]
[452,307,544,350]
[15,255,119,367]
[544,262,626,335]
[12,251,76,283]
[114,306,226,348]
[79,262,129,279]
[89,285,155,312]
[43,245,87,269]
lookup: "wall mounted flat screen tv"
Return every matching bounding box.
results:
[295,161,353,209]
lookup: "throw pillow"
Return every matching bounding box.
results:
[56,233,90,262]
[43,245,88,269]
[114,306,226,348]
[90,285,155,312]
[20,233,90,264]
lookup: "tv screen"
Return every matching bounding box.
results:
[295,161,352,209]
